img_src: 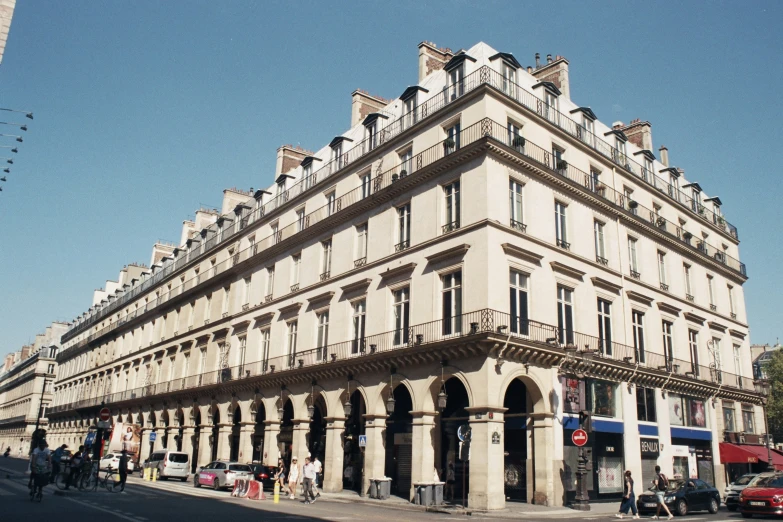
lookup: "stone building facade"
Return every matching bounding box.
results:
[44,41,758,509]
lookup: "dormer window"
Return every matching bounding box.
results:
[615,138,626,164]
[362,113,389,153]
[329,136,353,173]
[303,163,313,188]
[533,82,561,124]
[643,157,654,182]
[489,52,521,98]
[399,86,429,130]
[669,173,679,200]
[570,107,597,147]
[449,66,464,101]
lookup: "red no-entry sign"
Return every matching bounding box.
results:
[572,428,588,447]
[99,408,111,422]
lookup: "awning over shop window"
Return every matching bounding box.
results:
[719,442,783,470]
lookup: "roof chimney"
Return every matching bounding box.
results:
[618,119,653,150]
[659,145,669,167]
[417,41,454,83]
[530,54,570,99]
[612,121,624,129]
[527,66,533,74]
[351,89,389,127]
[276,145,311,178]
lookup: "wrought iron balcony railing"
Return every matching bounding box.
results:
[49,308,757,415]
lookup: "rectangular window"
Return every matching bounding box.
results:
[397,204,411,251]
[688,330,700,376]
[266,267,275,298]
[734,344,742,387]
[707,276,715,307]
[444,181,460,232]
[449,66,464,101]
[361,171,372,199]
[723,404,736,432]
[582,116,594,146]
[331,143,343,171]
[366,122,378,151]
[557,285,574,345]
[594,221,606,264]
[662,321,674,368]
[352,300,366,354]
[291,254,301,288]
[507,121,522,149]
[188,301,195,327]
[555,201,568,249]
[296,209,306,232]
[403,97,417,129]
[321,240,332,278]
[643,157,654,182]
[625,188,637,215]
[636,387,657,422]
[399,148,412,176]
[222,286,230,315]
[684,265,693,299]
[393,287,410,346]
[287,321,298,367]
[445,121,461,152]
[205,294,212,322]
[502,63,516,96]
[238,336,247,371]
[260,329,270,370]
[545,92,558,123]
[509,180,524,230]
[271,222,280,244]
[658,251,667,288]
[597,299,612,356]
[317,311,329,360]
[712,337,723,383]
[552,146,564,172]
[243,277,251,306]
[742,404,755,434]
[632,311,646,363]
[355,223,368,264]
[303,164,313,189]
[442,271,463,335]
[326,191,336,216]
[615,138,627,165]
[728,285,736,315]
[628,237,639,276]
[509,270,529,336]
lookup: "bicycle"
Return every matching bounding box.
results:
[98,467,123,492]
[79,462,100,491]
[29,467,48,502]
[54,464,72,490]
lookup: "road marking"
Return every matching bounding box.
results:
[0,486,13,496]
[64,496,145,522]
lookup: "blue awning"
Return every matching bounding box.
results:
[639,424,659,436]
[671,427,712,441]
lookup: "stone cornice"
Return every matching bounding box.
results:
[379,262,417,281]
[425,244,471,265]
[591,276,623,295]
[550,261,585,281]
[501,243,543,265]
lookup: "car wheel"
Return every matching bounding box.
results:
[677,498,688,516]
[708,498,719,514]
[194,476,201,488]
[212,479,220,491]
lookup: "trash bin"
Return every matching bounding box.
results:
[369,479,378,499]
[377,478,391,500]
[414,483,433,506]
[432,482,444,505]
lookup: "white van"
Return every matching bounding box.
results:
[143,449,190,481]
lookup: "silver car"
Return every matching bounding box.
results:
[725,473,758,511]
[193,460,252,490]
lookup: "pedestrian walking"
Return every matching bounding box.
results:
[302,456,316,504]
[29,440,51,499]
[313,455,322,497]
[118,449,129,492]
[64,445,84,490]
[287,456,300,499]
[3,446,10,457]
[651,465,673,520]
[615,470,639,519]
[274,458,286,492]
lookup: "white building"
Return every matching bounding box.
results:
[44,41,760,509]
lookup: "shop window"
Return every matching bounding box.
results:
[636,387,657,422]
[587,379,618,417]
[723,403,736,432]
[742,404,755,434]
[669,394,708,427]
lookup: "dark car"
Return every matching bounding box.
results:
[739,472,783,518]
[637,478,720,516]
[248,463,277,489]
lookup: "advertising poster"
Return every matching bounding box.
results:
[561,377,585,414]
[109,423,142,464]
[668,395,684,426]
[689,399,706,428]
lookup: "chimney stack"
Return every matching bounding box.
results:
[659,145,669,167]
[613,121,624,129]
[531,53,570,99]
[351,89,389,127]
[527,66,533,73]
[619,119,653,151]
[418,41,454,83]
[276,145,310,178]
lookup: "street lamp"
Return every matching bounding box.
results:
[0,108,33,119]
[0,121,27,131]
[30,371,52,454]
[754,379,774,470]
[385,372,396,416]
[0,134,23,142]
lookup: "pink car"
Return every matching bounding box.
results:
[194,460,252,491]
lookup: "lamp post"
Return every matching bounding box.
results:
[755,379,774,470]
[30,374,51,455]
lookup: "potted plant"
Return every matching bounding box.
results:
[698,205,705,216]
[595,182,606,195]
[628,200,638,209]
[512,135,525,149]
[399,169,407,178]
[683,231,693,241]
[392,173,399,183]
[656,217,666,228]
[717,216,725,226]
[556,159,568,172]
[444,138,456,150]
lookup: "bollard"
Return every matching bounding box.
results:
[273,481,280,503]
[143,467,150,481]
[152,468,158,482]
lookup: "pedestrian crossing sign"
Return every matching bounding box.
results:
[358,435,367,447]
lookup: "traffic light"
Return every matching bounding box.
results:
[579,410,593,433]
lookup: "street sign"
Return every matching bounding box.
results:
[99,408,111,422]
[97,421,111,429]
[358,435,367,447]
[149,432,157,442]
[84,432,97,446]
[457,424,471,442]
[572,429,588,447]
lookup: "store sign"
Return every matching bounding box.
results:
[640,438,660,457]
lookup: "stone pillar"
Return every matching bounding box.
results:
[410,411,437,502]
[139,429,152,464]
[621,386,642,482]
[238,422,255,463]
[291,419,310,460]
[197,425,213,468]
[323,417,346,493]
[216,424,233,461]
[362,415,387,495]
[263,420,281,466]
[529,412,556,506]
[152,428,164,451]
[181,426,195,459]
[466,407,506,510]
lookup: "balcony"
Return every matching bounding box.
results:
[510,219,527,233]
[354,257,367,268]
[596,256,608,266]
[556,239,570,251]
[320,272,330,281]
[630,270,641,280]
[442,221,460,234]
[395,240,410,252]
[48,308,759,416]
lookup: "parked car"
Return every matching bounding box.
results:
[99,452,134,472]
[248,463,277,489]
[739,471,783,518]
[726,473,759,511]
[637,478,720,516]
[142,450,189,481]
[194,461,252,491]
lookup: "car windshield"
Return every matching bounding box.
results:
[250,464,267,472]
[668,480,685,491]
[229,464,251,472]
[168,453,188,463]
[751,475,783,488]
[735,475,756,486]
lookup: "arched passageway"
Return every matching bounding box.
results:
[343,390,365,492]
[438,377,470,504]
[308,395,327,464]
[190,410,201,473]
[503,378,528,502]
[279,400,294,469]
[230,406,241,461]
[210,410,220,462]
[252,402,266,462]
[384,384,413,498]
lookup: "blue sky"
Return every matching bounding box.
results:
[1,1,781,356]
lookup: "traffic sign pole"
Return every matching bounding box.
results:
[572,427,590,511]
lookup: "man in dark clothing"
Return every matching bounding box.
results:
[653,465,673,520]
[65,445,84,490]
[51,444,67,481]
[118,450,129,492]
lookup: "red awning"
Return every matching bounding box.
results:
[720,443,783,470]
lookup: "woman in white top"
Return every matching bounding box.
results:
[287,456,300,499]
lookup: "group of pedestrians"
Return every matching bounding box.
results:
[615,465,673,520]
[273,454,322,504]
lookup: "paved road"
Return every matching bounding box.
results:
[0,457,750,521]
